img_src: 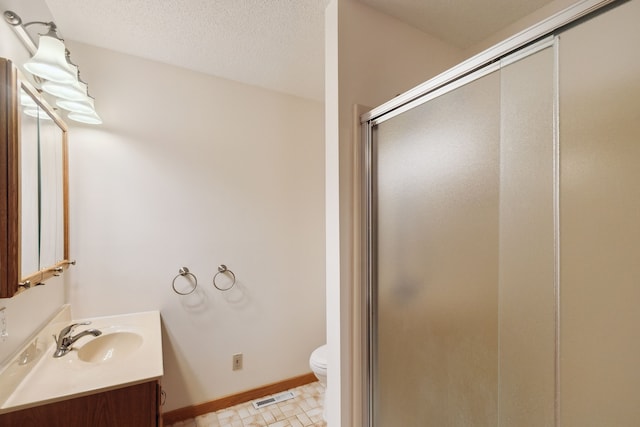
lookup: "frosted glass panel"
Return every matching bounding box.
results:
[499,46,556,426]
[559,1,640,425]
[374,70,500,426]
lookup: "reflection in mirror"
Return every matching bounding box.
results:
[19,94,40,277]
[34,107,64,271]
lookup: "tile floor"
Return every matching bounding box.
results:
[166,381,326,427]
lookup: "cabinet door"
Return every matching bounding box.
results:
[0,381,159,427]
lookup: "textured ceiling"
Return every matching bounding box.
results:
[42,0,557,101]
[43,0,330,101]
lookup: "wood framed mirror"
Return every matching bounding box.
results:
[0,57,71,298]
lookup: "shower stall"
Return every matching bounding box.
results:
[361,0,640,425]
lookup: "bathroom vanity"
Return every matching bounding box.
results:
[0,307,164,426]
[0,380,162,426]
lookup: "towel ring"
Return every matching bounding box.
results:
[213,265,236,291]
[172,267,198,295]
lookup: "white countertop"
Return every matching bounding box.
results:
[0,307,163,414]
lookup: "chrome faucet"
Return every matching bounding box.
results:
[52,321,102,358]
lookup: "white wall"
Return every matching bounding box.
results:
[61,41,326,411]
[0,0,66,366]
[325,1,463,425]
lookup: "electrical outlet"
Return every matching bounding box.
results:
[232,353,243,371]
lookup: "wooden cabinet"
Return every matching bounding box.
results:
[0,380,162,427]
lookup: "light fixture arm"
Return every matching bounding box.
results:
[3,10,23,26]
[25,21,60,37]
[3,10,63,54]
[23,20,55,28]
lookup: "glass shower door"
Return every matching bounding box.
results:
[373,69,501,426]
[370,42,557,426]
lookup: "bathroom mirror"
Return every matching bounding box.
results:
[0,57,71,298]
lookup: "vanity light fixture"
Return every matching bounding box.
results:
[58,96,102,124]
[2,10,76,83]
[67,111,102,125]
[42,78,88,101]
[3,10,102,125]
[57,95,96,115]
[23,27,77,83]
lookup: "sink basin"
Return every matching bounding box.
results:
[76,331,143,363]
[0,308,163,414]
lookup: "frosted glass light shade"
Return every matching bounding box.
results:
[62,96,102,124]
[42,78,88,101]
[23,35,77,83]
[56,95,95,114]
[68,110,102,125]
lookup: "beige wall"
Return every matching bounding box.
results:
[63,41,326,411]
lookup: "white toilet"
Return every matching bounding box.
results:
[309,344,327,420]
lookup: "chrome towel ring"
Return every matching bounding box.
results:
[172,267,198,295]
[213,265,236,291]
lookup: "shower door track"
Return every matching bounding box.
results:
[361,0,618,126]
